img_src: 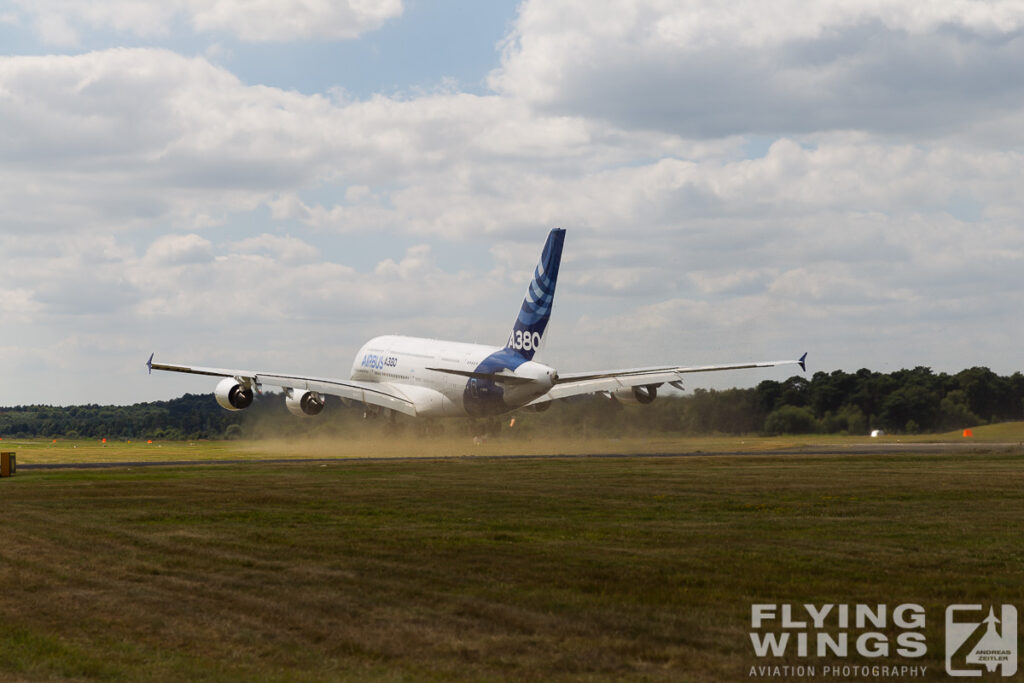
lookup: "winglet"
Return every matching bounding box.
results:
[798,352,807,372]
[146,353,154,374]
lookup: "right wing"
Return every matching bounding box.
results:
[533,353,807,404]
[147,357,419,416]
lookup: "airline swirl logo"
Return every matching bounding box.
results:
[518,262,556,327]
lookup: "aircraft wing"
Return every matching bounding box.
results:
[533,353,807,404]
[147,357,418,416]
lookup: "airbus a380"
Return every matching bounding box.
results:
[148,229,806,418]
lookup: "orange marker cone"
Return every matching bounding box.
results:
[962,429,973,438]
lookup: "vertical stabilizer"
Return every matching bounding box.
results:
[505,228,565,361]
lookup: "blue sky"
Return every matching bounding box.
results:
[0,1,518,95]
[2,1,1024,406]
[227,1,519,97]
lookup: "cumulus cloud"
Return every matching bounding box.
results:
[0,49,339,233]
[145,234,214,266]
[230,234,320,265]
[0,48,688,239]
[3,45,1020,302]
[491,0,1024,139]
[374,244,434,279]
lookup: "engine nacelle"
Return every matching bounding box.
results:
[612,384,658,405]
[215,377,254,411]
[285,389,325,417]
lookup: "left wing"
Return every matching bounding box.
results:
[531,353,807,404]
[147,356,418,416]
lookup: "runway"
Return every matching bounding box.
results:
[16,441,1022,470]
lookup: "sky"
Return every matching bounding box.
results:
[2,0,1024,406]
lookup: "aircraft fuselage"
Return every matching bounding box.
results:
[351,335,556,417]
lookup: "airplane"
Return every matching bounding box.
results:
[147,229,806,418]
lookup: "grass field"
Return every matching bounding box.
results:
[0,437,1022,680]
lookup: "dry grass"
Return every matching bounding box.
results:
[12,422,1024,466]
[0,443,1022,680]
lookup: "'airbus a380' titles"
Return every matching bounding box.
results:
[148,229,806,418]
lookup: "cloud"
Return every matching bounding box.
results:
[229,233,320,265]
[33,11,79,47]
[145,234,215,266]
[0,288,42,320]
[491,0,1024,139]
[0,48,689,239]
[373,244,433,279]
[9,0,403,44]
[4,47,1020,317]
[0,49,342,233]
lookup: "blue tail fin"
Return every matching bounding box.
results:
[505,228,565,361]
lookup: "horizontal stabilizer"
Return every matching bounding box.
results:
[425,367,535,385]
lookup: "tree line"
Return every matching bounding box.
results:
[1,366,1021,440]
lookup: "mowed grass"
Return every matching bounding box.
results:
[0,444,1023,680]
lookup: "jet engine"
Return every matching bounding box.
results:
[612,384,658,405]
[215,377,254,411]
[285,389,325,417]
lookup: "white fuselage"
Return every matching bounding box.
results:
[350,335,555,417]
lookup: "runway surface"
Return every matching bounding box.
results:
[16,441,1022,470]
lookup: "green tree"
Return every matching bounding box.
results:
[763,405,818,435]
[938,390,983,431]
